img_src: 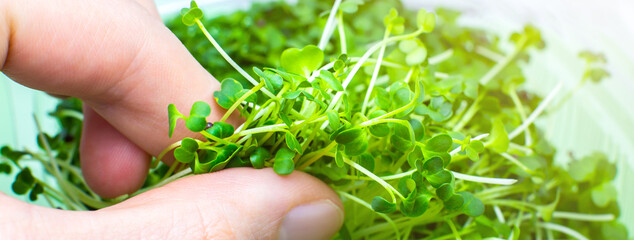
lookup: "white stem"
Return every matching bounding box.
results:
[337,12,347,54]
[452,171,517,185]
[326,29,424,113]
[318,0,343,50]
[434,72,449,79]
[500,152,532,173]
[195,20,275,99]
[428,49,454,65]
[361,30,390,114]
[237,124,289,136]
[537,222,589,240]
[377,168,517,186]
[479,36,526,85]
[493,205,506,223]
[475,46,504,62]
[308,62,335,83]
[344,157,405,201]
[508,81,563,139]
[552,211,615,222]
[509,142,534,155]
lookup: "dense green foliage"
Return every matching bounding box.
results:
[0,0,626,239]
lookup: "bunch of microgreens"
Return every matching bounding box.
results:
[1,0,628,239]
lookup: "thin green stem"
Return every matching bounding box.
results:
[499,152,534,174]
[160,161,181,182]
[200,131,235,146]
[297,141,337,170]
[508,81,563,140]
[33,115,80,210]
[446,219,462,240]
[343,157,405,202]
[155,140,182,167]
[338,191,401,240]
[452,93,485,131]
[134,168,192,196]
[337,11,347,54]
[221,81,265,122]
[358,79,421,126]
[318,0,342,50]
[508,86,532,145]
[479,35,527,85]
[194,19,275,98]
[326,28,425,113]
[361,27,391,115]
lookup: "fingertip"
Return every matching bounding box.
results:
[80,107,150,198]
[138,168,343,239]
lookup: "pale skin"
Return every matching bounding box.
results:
[0,0,343,239]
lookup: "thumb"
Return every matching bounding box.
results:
[1,168,344,240]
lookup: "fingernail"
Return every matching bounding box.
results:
[279,200,344,240]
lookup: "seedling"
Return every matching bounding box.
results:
[0,0,628,239]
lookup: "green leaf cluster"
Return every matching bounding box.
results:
[1,1,628,240]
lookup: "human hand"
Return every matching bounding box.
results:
[0,0,343,239]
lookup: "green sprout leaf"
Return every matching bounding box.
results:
[1,146,28,163]
[425,134,453,152]
[344,139,368,156]
[409,119,425,141]
[368,110,390,137]
[591,183,617,208]
[335,146,344,168]
[400,189,431,217]
[459,192,485,217]
[319,70,344,91]
[422,157,443,174]
[436,183,454,201]
[374,88,391,110]
[254,67,284,93]
[213,78,246,109]
[417,9,436,32]
[208,144,241,173]
[327,111,340,130]
[180,1,204,26]
[405,44,427,66]
[486,119,509,153]
[426,169,453,188]
[285,132,303,154]
[0,163,11,174]
[193,144,241,174]
[174,138,199,163]
[371,196,396,213]
[185,115,207,132]
[335,128,364,145]
[282,90,302,99]
[273,148,296,175]
[443,194,464,210]
[206,122,234,139]
[340,0,364,14]
[408,146,424,168]
[12,168,35,195]
[249,147,271,169]
[190,101,211,117]
[357,153,375,172]
[281,45,324,76]
[167,104,184,138]
[29,183,44,201]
